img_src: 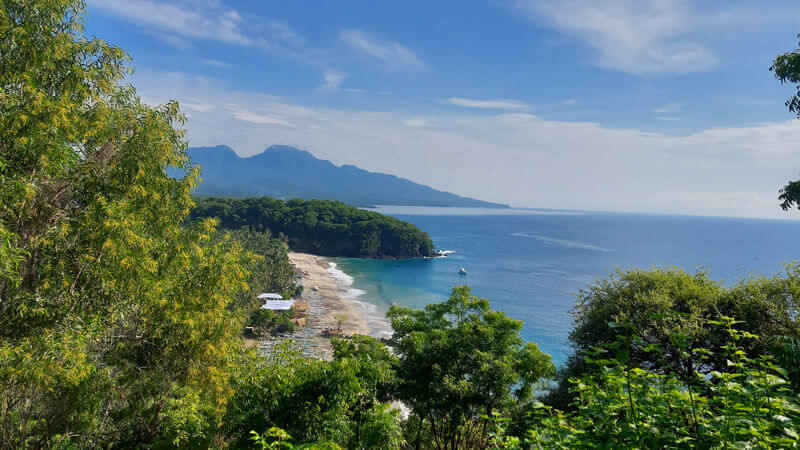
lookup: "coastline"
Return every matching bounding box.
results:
[275,252,392,359]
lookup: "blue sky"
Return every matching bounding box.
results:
[84,0,800,218]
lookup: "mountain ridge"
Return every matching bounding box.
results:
[185,145,510,208]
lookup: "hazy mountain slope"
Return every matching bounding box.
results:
[186,145,509,208]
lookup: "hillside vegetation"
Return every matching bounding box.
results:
[191,197,436,258]
[3,1,800,448]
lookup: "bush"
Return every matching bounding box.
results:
[249,309,276,330]
[223,343,402,448]
[497,318,800,448]
[550,266,800,408]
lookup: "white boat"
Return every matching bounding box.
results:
[459,267,467,275]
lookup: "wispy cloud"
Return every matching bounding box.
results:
[318,69,347,92]
[134,70,800,219]
[340,29,425,70]
[88,0,322,64]
[653,102,684,114]
[265,21,306,47]
[230,110,296,128]
[512,0,800,76]
[402,118,431,128]
[89,0,254,46]
[201,59,232,68]
[512,0,717,75]
[447,97,529,111]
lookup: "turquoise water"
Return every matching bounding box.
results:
[333,207,800,364]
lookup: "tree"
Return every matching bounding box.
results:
[190,197,436,258]
[223,341,402,449]
[0,1,250,446]
[387,286,555,450]
[334,313,348,332]
[549,266,800,409]
[771,34,800,210]
[492,319,800,448]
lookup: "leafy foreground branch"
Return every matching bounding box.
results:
[488,317,800,448]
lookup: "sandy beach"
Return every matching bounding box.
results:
[255,252,389,360]
[290,251,371,335]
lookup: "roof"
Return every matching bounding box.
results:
[257,293,283,300]
[260,300,295,311]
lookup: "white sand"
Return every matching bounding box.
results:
[286,252,375,359]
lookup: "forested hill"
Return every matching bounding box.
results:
[191,197,436,258]
[186,145,510,208]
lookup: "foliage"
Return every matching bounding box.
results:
[219,228,296,313]
[0,1,251,446]
[223,342,403,449]
[550,266,800,408]
[494,318,800,448]
[250,427,342,450]
[247,306,296,336]
[6,2,800,448]
[771,34,800,210]
[771,33,800,118]
[190,196,436,258]
[387,286,555,449]
[249,308,276,329]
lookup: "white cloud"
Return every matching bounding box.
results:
[403,118,431,128]
[134,70,800,219]
[512,0,800,75]
[201,59,232,68]
[340,29,425,70]
[318,69,347,92]
[447,97,529,111]
[230,110,296,128]
[181,101,217,112]
[653,102,683,114]
[265,21,306,47]
[89,0,254,46]
[88,0,322,65]
[512,0,717,74]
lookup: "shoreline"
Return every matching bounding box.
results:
[271,252,392,359]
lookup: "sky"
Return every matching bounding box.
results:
[82,0,800,219]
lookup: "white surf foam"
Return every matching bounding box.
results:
[327,261,393,339]
[327,261,355,286]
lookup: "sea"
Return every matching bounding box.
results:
[328,207,800,365]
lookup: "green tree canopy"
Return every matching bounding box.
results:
[771,34,800,210]
[190,196,436,258]
[387,286,555,450]
[549,266,800,409]
[0,1,252,446]
[494,319,800,448]
[223,340,403,449]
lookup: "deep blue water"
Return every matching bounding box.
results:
[333,208,800,364]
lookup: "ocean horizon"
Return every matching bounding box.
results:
[332,207,800,364]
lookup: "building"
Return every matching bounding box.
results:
[260,300,294,311]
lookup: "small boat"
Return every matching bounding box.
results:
[458,267,467,275]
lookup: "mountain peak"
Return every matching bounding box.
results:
[264,145,303,153]
[186,145,510,208]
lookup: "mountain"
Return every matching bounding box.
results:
[183,145,510,208]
